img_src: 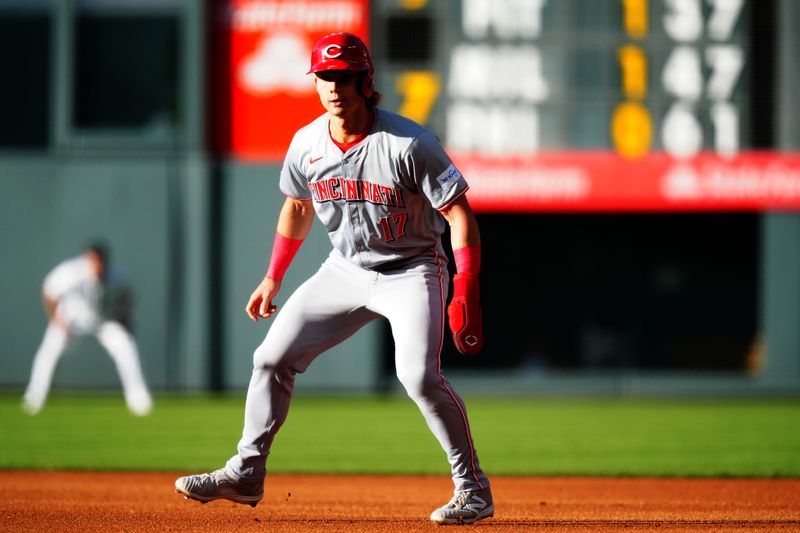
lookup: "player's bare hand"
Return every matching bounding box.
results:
[246,277,282,321]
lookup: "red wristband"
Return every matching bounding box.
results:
[453,245,481,274]
[266,233,303,281]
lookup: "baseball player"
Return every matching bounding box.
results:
[22,243,152,416]
[175,33,492,525]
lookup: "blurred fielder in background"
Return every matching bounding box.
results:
[22,242,152,416]
[175,32,493,525]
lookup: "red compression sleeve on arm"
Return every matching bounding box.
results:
[449,245,483,354]
[452,245,481,298]
[453,245,481,274]
[266,233,304,281]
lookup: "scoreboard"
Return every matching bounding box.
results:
[445,0,748,158]
[215,0,800,211]
[376,0,800,212]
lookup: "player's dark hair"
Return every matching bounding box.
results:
[86,240,110,266]
[357,71,381,108]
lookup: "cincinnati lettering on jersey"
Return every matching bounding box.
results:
[310,177,406,207]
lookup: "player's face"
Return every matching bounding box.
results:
[314,70,364,118]
[86,251,105,280]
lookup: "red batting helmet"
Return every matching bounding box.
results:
[308,32,374,97]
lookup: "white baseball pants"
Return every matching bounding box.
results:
[226,251,489,492]
[23,321,152,416]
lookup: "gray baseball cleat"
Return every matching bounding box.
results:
[430,487,494,525]
[175,468,263,507]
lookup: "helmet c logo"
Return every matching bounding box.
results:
[323,44,342,59]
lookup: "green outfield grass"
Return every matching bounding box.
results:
[1,392,798,477]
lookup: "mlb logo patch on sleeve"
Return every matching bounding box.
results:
[436,164,462,187]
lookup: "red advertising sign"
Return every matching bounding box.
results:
[455,151,800,213]
[211,0,370,161]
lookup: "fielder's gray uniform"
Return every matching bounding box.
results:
[225,108,489,492]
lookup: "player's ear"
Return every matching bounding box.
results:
[362,71,374,97]
[357,70,374,98]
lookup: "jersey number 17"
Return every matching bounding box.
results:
[378,213,408,242]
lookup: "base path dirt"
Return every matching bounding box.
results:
[1,472,799,531]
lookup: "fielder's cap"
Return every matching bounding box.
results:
[307,32,372,74]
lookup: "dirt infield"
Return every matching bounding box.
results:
[1,472,799,532]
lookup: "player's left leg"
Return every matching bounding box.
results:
[370,260,493,524]
[95,321,152,416]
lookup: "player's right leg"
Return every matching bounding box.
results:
[176,254,379,506]
[22,324,69,414]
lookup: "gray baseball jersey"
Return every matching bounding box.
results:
[279,107,469,270]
